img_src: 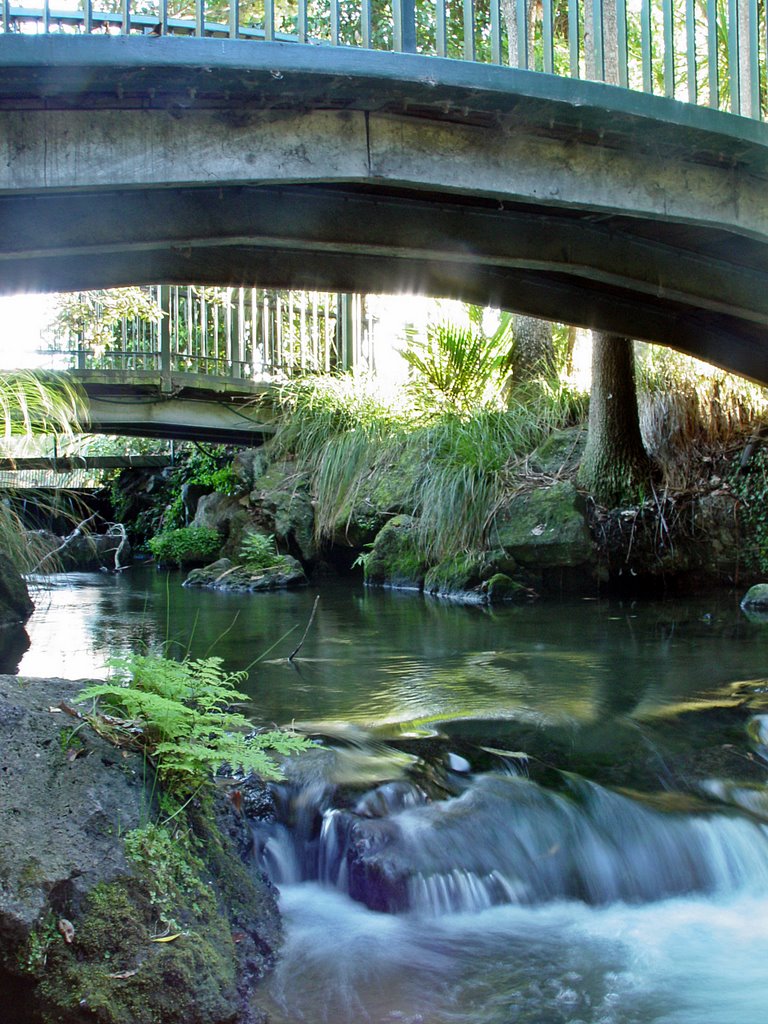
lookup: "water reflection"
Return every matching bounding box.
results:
[16,568,768,733]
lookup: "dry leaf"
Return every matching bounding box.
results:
[106,969,138,979]
[149,933,181,943]
[58,918,75,944]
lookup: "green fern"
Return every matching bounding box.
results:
[76,654,310,792]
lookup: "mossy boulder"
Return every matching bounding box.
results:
[528,427,587,476]
[183,556,308,592]
[0,551,33,625]
[741,584,768,623]
[494,482,594,570]
[249,461,317,563]
[192,494,252,561]
[424,552,528,604]
[363,515,429,591]
[0,676,281,1024]
[330,446,422,549]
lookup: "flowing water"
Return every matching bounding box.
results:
[8,568,768,1023]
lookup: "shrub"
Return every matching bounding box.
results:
[148,526,221,567]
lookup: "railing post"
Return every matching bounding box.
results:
[740,0,760,118]
[463,0,475,62]
[728,0,740,112]
[568,0,580,77]
[159,285,172,393]
[337,295,354,370]
[229,0,239,39]
[393,0,417,53]
[298,0,308,44]
[706,0,719,106]
[264,0,274,41]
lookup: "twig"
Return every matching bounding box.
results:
[29,513,99,573]
[288,595,320,662]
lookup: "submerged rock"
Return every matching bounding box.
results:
[0,675,281,1024]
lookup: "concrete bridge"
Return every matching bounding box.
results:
[1,3,767,382]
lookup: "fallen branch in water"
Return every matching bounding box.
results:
[288,595,320,663]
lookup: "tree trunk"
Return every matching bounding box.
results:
[511,314,555,384]
[578,333,652,507]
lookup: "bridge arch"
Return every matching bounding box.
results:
[0,29,767,381]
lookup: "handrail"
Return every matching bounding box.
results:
[40,286,374,384]
[1,0,765,120]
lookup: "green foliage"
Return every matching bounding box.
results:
[46,287,163,360]
[76,653,311,794]
[731,448,768,574]
[17,912,59,975]
[238,531,281,571]
[123,822,211,930]
[148,526,222,567]
[400,315,514,417]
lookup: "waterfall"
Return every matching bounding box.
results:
[252,766,768,916]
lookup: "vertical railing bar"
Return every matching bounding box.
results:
[200,291,207,368]
[264,0,274,40]
[195,0,204,37]
[186,287,193,369]
[325,294,332,372]
[330,0,339,45]
[393,0,403,51]
[43,0,50,33]
[616,0,628,88]
[229,0,239,38]
[515,0,528,68]
[592,0,604,80]
[542,0,554,73]
[685,0,697,102]
[2,0,9,35]
[728,0,740,112]
[250,288,257,376]
[706,0,719,105]
[662,0,674,96]
[300,292,307,371]
[568,0,580,76]
[463,0,475,62]
[748,0,760,116]
[490,0,502,64]
[436,0,447,57]
[360,0,371,48]
[641,0,652,93]
[121,0,130,35]
[297,0,308,43]
[159,0,167,37]
[240,289,246,374]
[84,0,93,34]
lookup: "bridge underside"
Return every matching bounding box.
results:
[1,37,767,382]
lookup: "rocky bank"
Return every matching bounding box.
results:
[0,675,280,1024]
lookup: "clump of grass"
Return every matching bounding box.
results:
[636,344,768,488]
[268,370,588,561]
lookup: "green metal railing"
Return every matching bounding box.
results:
[1,0,766,118]
[42,285,375,382]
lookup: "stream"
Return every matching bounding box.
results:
[8,568,768,1023]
